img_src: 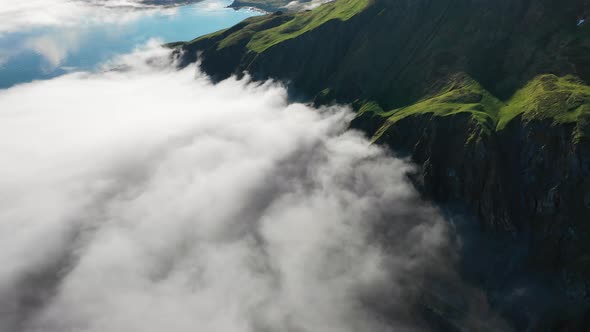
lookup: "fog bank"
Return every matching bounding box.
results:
[0,44,460,332]
[0,0,188,34]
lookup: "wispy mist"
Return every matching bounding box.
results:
[0,43,461,332]
[0,0,181,34]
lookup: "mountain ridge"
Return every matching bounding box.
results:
[171,0,590,330]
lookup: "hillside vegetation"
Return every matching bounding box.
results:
[498,75,590,137]
[174,1,590,330]
[184,0,370,52]
[363,73,590,142]
[170,0,590,331]
[178,0,590,125]
[247,0,370,52]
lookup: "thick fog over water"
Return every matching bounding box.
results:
[0,0,164,34]
[0,1,513,331]
[0,42,462,331]
[0,0,258,89]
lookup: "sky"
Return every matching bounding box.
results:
[0,1,509,331]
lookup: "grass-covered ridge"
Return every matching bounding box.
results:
[217,14,295,50]
[385,74,501,127]
[367,74,503,141]
[497,74,590,135]
[182,0,371,53]
[177,0,590,141]
[179,13,295,50]
[247,0,371,52]
[364,74,590,142]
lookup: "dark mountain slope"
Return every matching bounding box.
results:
[174,0,590,243]
[172,0,590,330]
[179,0,590,106]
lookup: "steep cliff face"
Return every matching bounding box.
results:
[356,110,590,259]
[173,0,590,329]
[351,74,590,322]
[175,0,590,246]
[353,74,590,230]
[351,111,590,331]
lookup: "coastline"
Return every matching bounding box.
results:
[227,1,276,13]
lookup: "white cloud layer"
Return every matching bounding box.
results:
[24,31,83,69]
[0,43,460,332]
[0,0,181,34]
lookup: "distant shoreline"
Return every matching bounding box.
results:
[140,0,203,6]
[93,0,205,10]
[227,1,276,13]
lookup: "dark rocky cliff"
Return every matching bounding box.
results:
[172,0,590,330]
[182,0,590,105]
[352,110,590,331]
[355,110,590,269]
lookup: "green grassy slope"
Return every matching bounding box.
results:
[247,0,371,52]
[370,74,502,140]
[364,73,590,142]
[218,14,296,50]
[178,0,590,136]
[180,0,590,108]
[177,13,296,50]
[183,0,371,53]
[498,75,590,138]
[174,1,590,330]
[177,0,590,138]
